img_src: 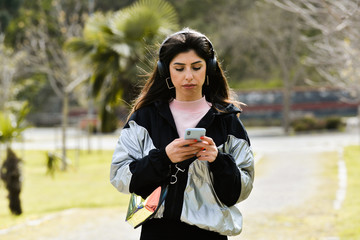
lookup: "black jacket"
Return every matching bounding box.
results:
[110,100,254,236]
[126,101,250,218]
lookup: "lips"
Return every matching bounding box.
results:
[183,84,196,88]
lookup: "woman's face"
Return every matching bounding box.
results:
[169,50,206,101]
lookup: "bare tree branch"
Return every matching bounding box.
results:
[268,0,360,102]
[14,0,91,170]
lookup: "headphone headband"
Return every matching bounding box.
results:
[158,29,215,58]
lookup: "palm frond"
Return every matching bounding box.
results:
[136,0,178,30]
[110,0,178,43]
[0,105,29,143]
[0,112,15,143]
[91,72,107,98]
[111,43,131,58]
[64,0,179,132]
[64,38,95,57]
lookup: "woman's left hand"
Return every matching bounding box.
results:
[195,136,218,163]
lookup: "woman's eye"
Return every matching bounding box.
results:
[175,68,184,72]
[193,67,201,71]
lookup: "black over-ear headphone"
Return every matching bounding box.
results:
[157,30,217,79]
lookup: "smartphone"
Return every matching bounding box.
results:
[184,128,206,142]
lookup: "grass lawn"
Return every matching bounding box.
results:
[0,150,129,229]
[336,146,360,239]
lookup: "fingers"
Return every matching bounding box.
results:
[166,139,203,163]
[196,136,218,162]
[166,137,218,163]
[199,136,215,145]
[196,147,217,162]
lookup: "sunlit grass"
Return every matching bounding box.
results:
[336,146,360,239]
[0,150,129,229]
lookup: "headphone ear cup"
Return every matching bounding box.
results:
[157,60,165,79]
[207,56,217,76]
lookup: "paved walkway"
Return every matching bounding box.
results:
[1,127,358,240]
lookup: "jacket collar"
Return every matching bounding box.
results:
[154,100,177,130]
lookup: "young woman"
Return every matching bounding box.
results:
[110,28,254,240]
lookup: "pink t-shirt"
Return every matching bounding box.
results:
[169,96,211,139]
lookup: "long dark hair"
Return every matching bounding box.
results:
[129,28,239,117]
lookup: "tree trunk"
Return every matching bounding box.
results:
[61,91,69,171]
[282,85,291,134]
[281,65,292,135]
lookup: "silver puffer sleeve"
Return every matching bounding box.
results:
[223,135,254,203]
[181,135,254,236]
[110,121,155,194]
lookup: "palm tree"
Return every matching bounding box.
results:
[65,0,178,132]
[0,34,29,215]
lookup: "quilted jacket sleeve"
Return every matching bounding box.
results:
[209,113,255,206]
[110,120,171,198]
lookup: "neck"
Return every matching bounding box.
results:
[175,93,203,102]
[171,96,210,111]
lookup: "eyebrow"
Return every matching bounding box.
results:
[172,60,203,66]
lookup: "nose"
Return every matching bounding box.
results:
[184,69,193,81]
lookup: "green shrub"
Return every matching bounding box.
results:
[291,116,343,132]
[291,116,321,132]
[325,116,344,130]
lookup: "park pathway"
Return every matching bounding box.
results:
[232,150,327,240]
[1,127,358,240]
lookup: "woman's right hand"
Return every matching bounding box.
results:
[165,139,203,163]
